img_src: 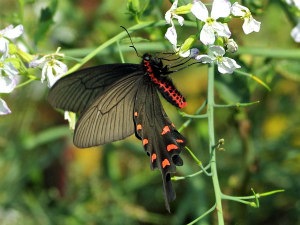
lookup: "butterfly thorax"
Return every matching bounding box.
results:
[141,53,187,109]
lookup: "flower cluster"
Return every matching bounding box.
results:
[0,24,68,115]
[164,0,261,74]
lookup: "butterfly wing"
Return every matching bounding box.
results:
[73,71,144,148]
[133,77,187,212]
[47,64,140,113]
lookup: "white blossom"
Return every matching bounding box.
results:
[165,0,184,49]
[231,3,261,35]
[291,19,300,42]
[286,0,300,10]
[0,51,18,93]
[0,25,23,53]
[30,48,68,87]
[191,0,231,45]
[0,51,19,115]
[0,98,11,115]
[195,45,241,74]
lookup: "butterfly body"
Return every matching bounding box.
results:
[48,52,187,212]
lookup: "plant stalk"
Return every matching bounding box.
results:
[207,64,224,224]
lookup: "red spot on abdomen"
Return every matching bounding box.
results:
[134,112,138,117]
[162,159,170,168]
[137,124,142,130]
[167,144,178,152]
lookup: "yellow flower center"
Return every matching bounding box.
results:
[206,17,215,25]
[216,56,223,62]
[244,11,252,19]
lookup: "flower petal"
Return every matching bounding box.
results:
[243,17,261,34]
[173,15,185,26]
[54,60,68,75]
[165,26,177,47]
[291,21,300,42]
[3,62,19,78]
[0,38,9,53]
[212,22,231,38]
[190,0,208,22]
[0,76,17,93]
[211,0,231,19]
[179,48,199,58]
[195,54,214,63]
[200,24,216,45]
[209,45,225,57]
[0,98,11,115]
[217,57,241,74]
[231,2,248,17]
[4,25,24,39]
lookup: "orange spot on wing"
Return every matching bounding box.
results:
[143,139,148,145]
[176,139,184,143]
[167,144,178,152]
[162,159,170,168]
[171,123,175,128]
[161,126,170,135]
[137,124,142,130]
[134,112,138,117]
[151,153,157,162]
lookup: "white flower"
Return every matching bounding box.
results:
[0,98,11,115]
[0,25,23,53]
[165,0,184,49]
[64,111,76,130]
[195,45,241,74]
[0,51,18,93]
[231,3,261,35]
[0,51,19,115]
[225,38,238,53]
[286,0,300,10]
[165,0,184,26]
[191,0,231,45]
[30,48,68,87]
[291,19,300,42]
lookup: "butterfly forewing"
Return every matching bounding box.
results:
[73,71,144,148]
[47,64,140,113]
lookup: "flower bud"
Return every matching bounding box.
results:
[180,35,197,53]
[225,38,238,53]
[17,48,34,63]
[8,43,18,55]
[175,3,193,14]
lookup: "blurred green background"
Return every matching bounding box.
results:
[0,0,300,224]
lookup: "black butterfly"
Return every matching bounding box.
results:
[47,36,188,212]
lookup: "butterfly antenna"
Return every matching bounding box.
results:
[120,26,141,58]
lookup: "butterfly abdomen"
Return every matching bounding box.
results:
[142,54,187,109]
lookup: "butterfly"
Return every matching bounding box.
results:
[47,31,188,212]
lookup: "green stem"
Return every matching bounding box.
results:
[207,64,224,224]
[187,204,216,225]
[236,47,300,59]
[178,100,207,132]
[214,101,260,108]
[66,20,197,74]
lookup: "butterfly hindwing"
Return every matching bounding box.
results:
[47,64,140,113]
[73,71,144,148]
[133,77,187,212]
